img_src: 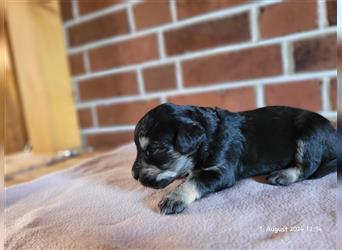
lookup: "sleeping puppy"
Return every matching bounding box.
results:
[132,103,337,215]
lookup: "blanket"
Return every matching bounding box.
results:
[5,143,337,249]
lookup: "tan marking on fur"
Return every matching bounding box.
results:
[141,163,160,176]
[177,180,200,205]
[156,171,177,181]
[167,150,194,175]
[296,140,305,163]
[139,137,149,150]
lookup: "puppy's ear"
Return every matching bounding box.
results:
[175,120,205,154]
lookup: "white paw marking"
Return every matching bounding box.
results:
[170,180,200,205]
[283,167,302,182]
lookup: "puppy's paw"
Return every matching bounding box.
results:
[266,171,293,186]
[159,196,187,215]
[267,167,302,186]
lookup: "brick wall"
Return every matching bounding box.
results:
[60,0,337,149]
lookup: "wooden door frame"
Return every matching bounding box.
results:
[4,21,28,154]
[6,0,81,154]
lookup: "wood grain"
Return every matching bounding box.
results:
[6,1,81,153]
[4,25,27,154]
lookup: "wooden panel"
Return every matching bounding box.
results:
[6,1,81,153]
[4,25,28,154]
[1,7,5,183]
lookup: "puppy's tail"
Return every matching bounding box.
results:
[308,158,337,179]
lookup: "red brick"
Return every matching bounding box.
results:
[59,0,73,21]
[68,53,85,76]
[97,100,160,125]
[79,72,137,101]
[78,0,123,15]
[165,13,250,56]
[134,1,171,30]
[265,80,321,111]
[86,131,133,149]
[168,88,256,111]
[260,1,317,39]
[330,78,337,110]
[294,35,336,72]
[89,35,159,71]
[78,108,93,128]
[143,64,177,92]
[177,0,248,19]
[183,45,282,87]
[327,0,337,25]
[68,11,129,47]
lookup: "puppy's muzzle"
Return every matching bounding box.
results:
[139,175,172,189]
[132,165,173,189]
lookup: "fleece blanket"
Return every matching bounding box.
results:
[5,143,337,250]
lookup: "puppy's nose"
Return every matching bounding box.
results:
[132,169,139,180]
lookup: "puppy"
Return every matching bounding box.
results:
[132,103,336,215]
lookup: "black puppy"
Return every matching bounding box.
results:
[132,103,336,215]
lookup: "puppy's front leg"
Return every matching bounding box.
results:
[159,166,236,215]
[159,178,199,215]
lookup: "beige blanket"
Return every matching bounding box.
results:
[5,143,337,249]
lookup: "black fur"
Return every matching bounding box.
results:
[132,103,337,214]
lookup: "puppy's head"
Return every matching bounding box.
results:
[132,103,206,189]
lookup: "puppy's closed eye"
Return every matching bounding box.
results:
[144,145,157,155]
[145,149,151,156]
[145,142,166,155]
